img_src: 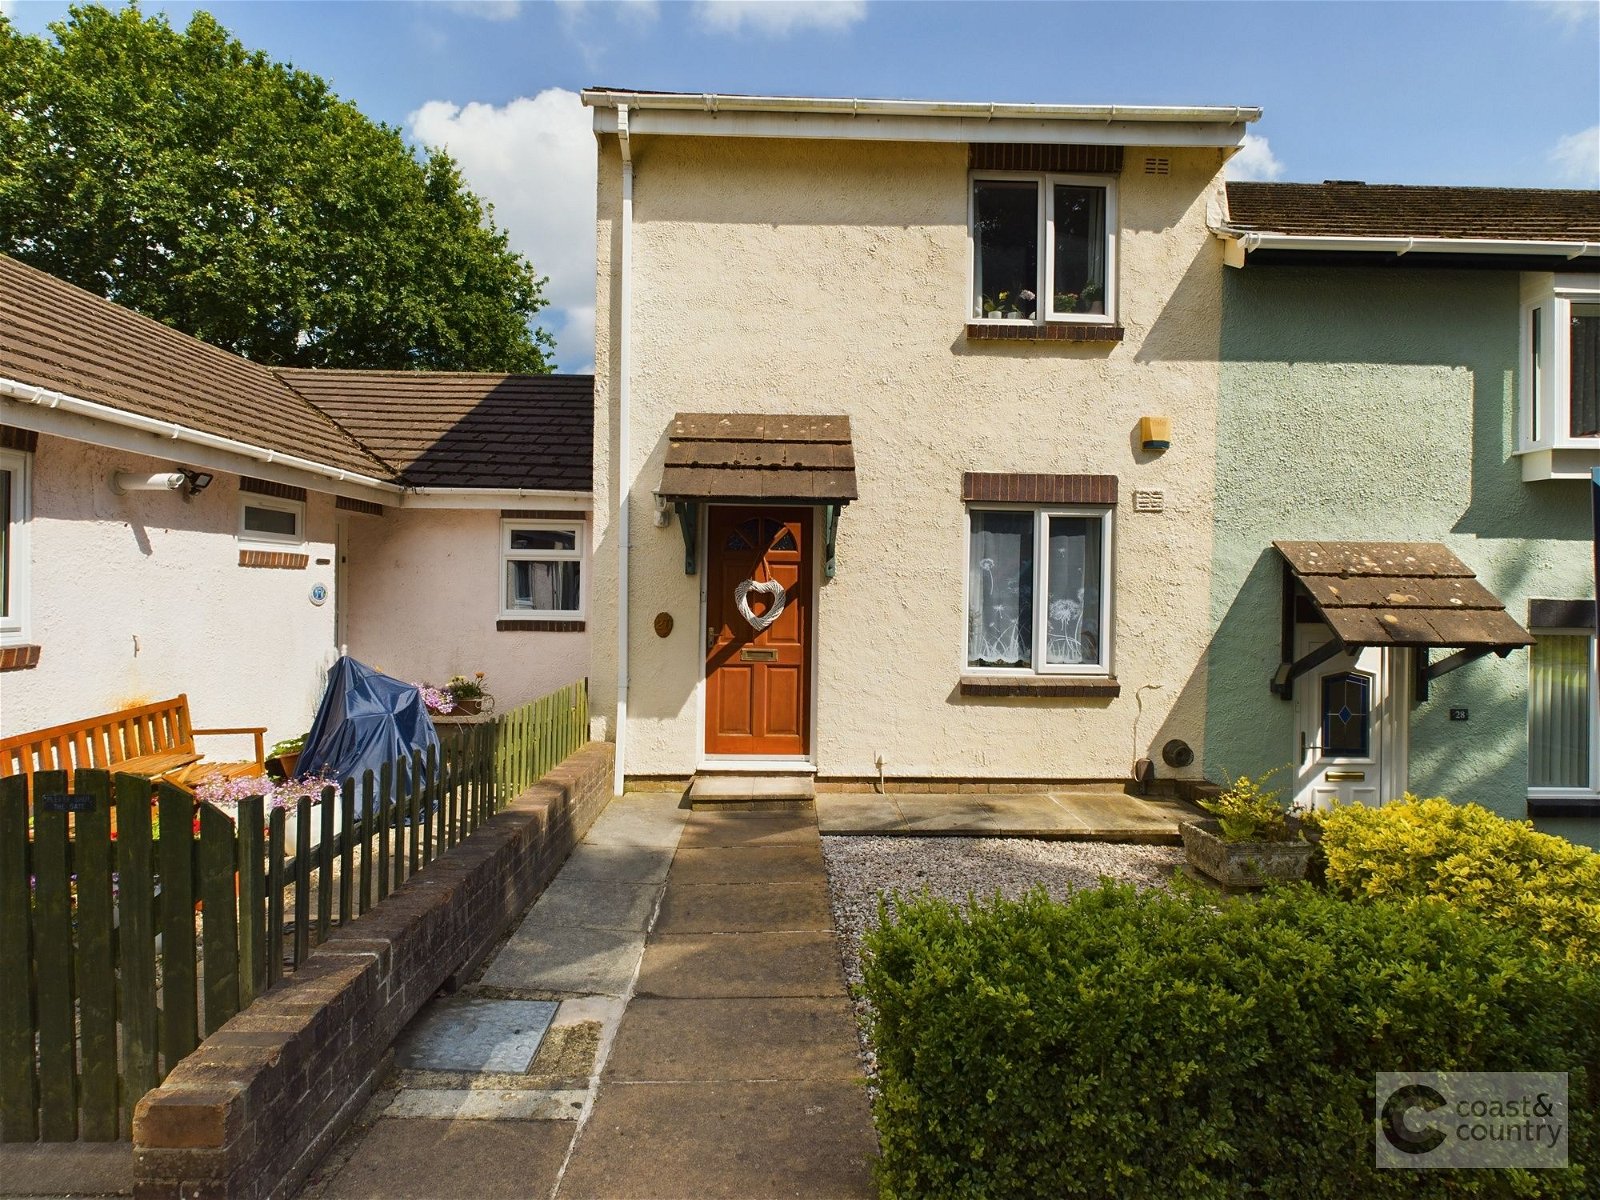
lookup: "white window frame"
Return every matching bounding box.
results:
[500,518,586,620]
[968,171,1119,328]
[238,495,305,547]
[1527,626,1599,800]
[0,448,31,646]
[1518,272,1600,453]
[962,503,1116,677]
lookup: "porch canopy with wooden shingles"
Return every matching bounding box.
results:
[1270,540,1534,701]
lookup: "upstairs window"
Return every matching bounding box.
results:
[971,173,1116,325]
[0,448,29,644]
[1520,273,1600,451]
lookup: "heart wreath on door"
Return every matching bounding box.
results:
[734,578,787,632]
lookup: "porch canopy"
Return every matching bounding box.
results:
[657,413,858,575]
[1271,540,1534,701]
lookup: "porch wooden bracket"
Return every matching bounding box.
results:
[823,504,841,579]
[1271,637,1347,701]
[1413,645,1509,704]
[673,501,699,575]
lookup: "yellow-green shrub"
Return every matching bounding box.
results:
[1317,795,1600,964]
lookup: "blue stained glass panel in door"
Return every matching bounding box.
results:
[1321,672,1371,758]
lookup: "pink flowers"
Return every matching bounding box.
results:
[196,774,344,819]
[416,684,456,714]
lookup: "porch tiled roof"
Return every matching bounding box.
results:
[276,370,593,491]
[1226,182,1600,242]
[659,413,858,503]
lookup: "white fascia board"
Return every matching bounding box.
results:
[1,382,399,504]
[398,488,592,511]
[589,104,1255,149]
[1215,228,1600,260]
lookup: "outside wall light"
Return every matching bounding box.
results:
[182,470,214,496]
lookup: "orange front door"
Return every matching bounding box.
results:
[705,507,812,757]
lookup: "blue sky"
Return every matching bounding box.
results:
[5,0,1598,370]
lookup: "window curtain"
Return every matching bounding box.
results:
[1529,634,1592,788]
[1079,187,1106,295]
[968,512,1034,667]
[1044,516,1101,665]
[1570,304,1599,438]
[508,561,580,612]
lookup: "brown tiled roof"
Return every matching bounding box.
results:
[1227,182,1600,242]
[0,255,390,479]
[659,413,858,503]
[1275,541,1533,649]
[278,370,593,491]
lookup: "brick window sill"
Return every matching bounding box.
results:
[965,322,1125,344]
[497,619,587,633]
[959,675,1121,699]
[0,644,41,671]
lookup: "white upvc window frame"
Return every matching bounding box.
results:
[1518,271,1600,453]
[0,447,31,646]
[963,503,1116,677]
[238,495,305,547]
[1527,626,1599,801]
[967,171,1119,328]
[499,518,586,620]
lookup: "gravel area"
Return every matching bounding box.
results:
[820,835,1182,1075]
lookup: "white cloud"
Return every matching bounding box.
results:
[410,89,598,372]
[443,0,523,20]
[694,0,866,36]
[1533,0,1598,30]
[1225,134,1285,182]
[0,1,14,17]
[1550,125,1600,187]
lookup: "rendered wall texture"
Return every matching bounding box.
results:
[343,507,589,709]
[1,434,337,745]
[594,134,1231,781]
[1208,266,1596,845]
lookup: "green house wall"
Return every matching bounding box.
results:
[1208,265,1596,847]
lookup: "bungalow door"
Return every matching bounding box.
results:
[705,506,812,757]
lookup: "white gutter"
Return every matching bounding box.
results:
[1,377,399,494]
[1216,227,1599,262]
[613,103,634,796]
[402,487,590,510]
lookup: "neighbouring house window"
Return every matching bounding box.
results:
[971,173,1116,325]
[967,507,1112,674]
[501,520,583,618]
[239,495,304,545]
[1528,630,1598,794]
[0,448,29,644]
[1520,274,1600,453]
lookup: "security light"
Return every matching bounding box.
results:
[182,470,214,496]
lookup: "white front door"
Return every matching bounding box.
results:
[1292,631,1410,811]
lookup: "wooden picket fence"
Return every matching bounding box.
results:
[0,679,587,1142]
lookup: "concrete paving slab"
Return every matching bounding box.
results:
[481,924,646,996]
[383,1088,588,1121]
[394,997,557,1073]
[320,1119,572,1200]
[654,880,833,934]
[556,1080,875,1200]
[0,1143,132,1197]
[551,994,626,1030]
[815,793,903,832]
[604,997,864,1082]
[636,932,846,998]
[667,843,826,885]
[583,805,689,848]
[554,843,675,883]
[520,875,661,931]
[677,812,822,849]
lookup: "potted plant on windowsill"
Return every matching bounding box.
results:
[446,672,495,716]
[1180,769,1313,889]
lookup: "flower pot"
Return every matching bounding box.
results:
[269,751,301,780]
[452,698,483,715]
[1180,818,1314,889]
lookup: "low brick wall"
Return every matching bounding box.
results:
[132,742,615,1200]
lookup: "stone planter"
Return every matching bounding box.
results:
[1180,818,1314,889]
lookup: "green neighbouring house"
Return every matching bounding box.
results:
[1207,182,1599,848]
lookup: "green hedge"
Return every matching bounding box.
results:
[862,884,1599,1199]
[1316,796,1600,965]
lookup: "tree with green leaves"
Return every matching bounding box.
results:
[0,4,555,371]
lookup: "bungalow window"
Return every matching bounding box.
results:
[971,174,1117,324]
[0,448,29,644]
[501,520,583,618]
[1528,628,1598,796]
[1520,274,1600,450]
[966,507,1113,674]
[239,496,304,545]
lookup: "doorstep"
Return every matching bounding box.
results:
[686,773,816,810]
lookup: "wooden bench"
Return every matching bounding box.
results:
[0,694,266,797]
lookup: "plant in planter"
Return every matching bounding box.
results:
[446,672,495,715]
[1180,769,1313,889]
[267,733,307,781]
[416,683,457,715]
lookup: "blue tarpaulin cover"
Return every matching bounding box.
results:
[296,657,440,798]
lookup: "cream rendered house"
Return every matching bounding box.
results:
[585,89,1261,794]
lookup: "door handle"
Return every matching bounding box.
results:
[707,624,717,647]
